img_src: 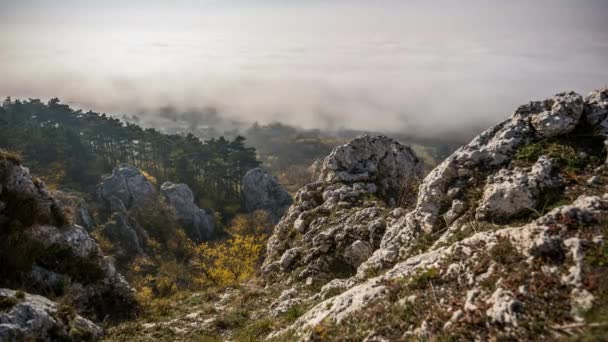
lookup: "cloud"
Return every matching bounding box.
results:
[1,0,607,141]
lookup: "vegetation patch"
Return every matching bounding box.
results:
[0,294,19,312]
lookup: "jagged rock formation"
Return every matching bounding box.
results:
[0,155,136,325]
[0,288,102,341]
[160,182,214,242]
[286,195,608,340]
[261,87,608,340]
[242,168,293,224]
[262,136,422,284]
[97,164,156,211]
[360,89,607,276]
[101,87,608,341]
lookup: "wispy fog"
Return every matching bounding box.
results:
[1,0,607,140]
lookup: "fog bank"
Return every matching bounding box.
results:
[1,0,607,140]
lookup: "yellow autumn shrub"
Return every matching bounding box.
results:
[195,233,265,286]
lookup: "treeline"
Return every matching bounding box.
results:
[0,97,259,216]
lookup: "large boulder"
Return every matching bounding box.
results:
[97,164,156,210]
[242,168,292,224]
[160,182,214,242]
[0,288,102,342]
[476,156,557,221]
[316,135,422,206]
[0,156,136,322]
[262,136,422,284]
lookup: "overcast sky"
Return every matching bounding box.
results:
[1,0,607,139]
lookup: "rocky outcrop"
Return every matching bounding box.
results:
[262,136,422,284]
[259,87,608,340]
[53,191,95,231]
[0,288,102,341]
[160,182,214,242]
[97,164,156,211]
[316,135,422,206]
[0,157,136,322]
[360,89,607,275]
[101,212,146,257]
[242,168,292,224]
[476,156,557,221]
[285,195,608,339]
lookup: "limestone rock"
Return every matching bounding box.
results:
[161,182,214,242]
[0,288,102,342]
[583,87,608,126]
[283,196,608,337]
[476,156,556,221]
[53,190,95,231]
[529,91,584,138]
[263,136,422,284]
[316,135,422,205]
[102,212,146,257]
[485,288,522,326]
[0,158,136,321]
[98,164,156,210]
[242,168,292,224]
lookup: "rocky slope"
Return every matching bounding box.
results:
[0,152,136,341]
[266,87,608,340]
[66,87,608,341]
[262,136,423,286]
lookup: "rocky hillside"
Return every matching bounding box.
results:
[102,87,608,341]
[268,87,608,340]
[3,87,608,341]
[0,152,136,341]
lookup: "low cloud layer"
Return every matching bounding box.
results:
[1,0,607,141]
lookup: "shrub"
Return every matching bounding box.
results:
[194,233,265,286]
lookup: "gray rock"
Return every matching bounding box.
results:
[0,158,136,321]
[583,87,608,126]
[485,288,522,325]
[476,156,556,221]
[98,164,156,210]
[344,240,373,268]
[102,212,146,256]
[0,288,102,342]
[587,176,600,186]
[529,91,584,138]
[242,168,292,224]
[316,135,422,205]
[280,247,300,272]
[161,182,214,242]
[53,190,95,231]
[263,136,422,284]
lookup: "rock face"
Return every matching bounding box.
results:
[242,168,292,224]
[360,89,608,276]
[476,156,557,221]
[0,288,102,342]
[160,182,214,242]
[262,136,422,284]
[258,87,608,340]
[316,135,422,206]
[102,212,146,257]
[0,156,136,323]
[98,164,156,210]
[53,191,95,231]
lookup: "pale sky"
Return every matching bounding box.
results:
[1,0,607,139]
